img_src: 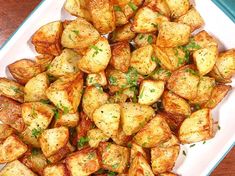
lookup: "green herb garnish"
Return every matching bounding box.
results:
[190,144,196,148]
[53,108,60,120]
[109,76,117,86]
[40,99,50,104]
[147,35,153,44]
[72,30,79,35]
[183,150,187,156]
[114,5,122,12]
[128,2,138,11]
[185,68,198,76]
[77,136,89,148]
[90,45,103,57]
[31,127,42,138]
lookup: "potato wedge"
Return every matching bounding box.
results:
[0,95,25,132]
[46,72,84,113]
[132,7,169,33]
[162,91,191,116]
[39,127,69,157]
[130,142,147,162]
[86,71,107,86]
[144,0,171,17]
[32,21,63,56]
[78,37,111,73]
[0,160,37,176]
[24,72,50,102]
[0,77,24,103]
[20,128,40,148]
[61,17,100,49]
[121,102,155,135]
[47,49,81,77]
[156,22,190,47]
[35,54,54,72]
[130,45,157,75]
[43,163,69,176]
[110,41,131,72]
[114,6,129,26]
[138,80,165,105]
[66,148,100,175]
[129,152,154,176]
[167,65,200,100]
[99,142,130,173]
[82,86,109,119]
[165,0,190,18]
[179,108,213,144]
[0,124,14,141]
[134,33,157,48]
[93,103,121,137]
[87,128,109,148]
[0,135,27,163]
[134,114,171,148]
[8,59,42,85]
[88,0,116,34]
[111,127,131,146]
[54,112,79,127]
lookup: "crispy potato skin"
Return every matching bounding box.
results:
[43,163,69,176]
[0,124,14,141]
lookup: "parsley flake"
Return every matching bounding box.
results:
[31,127,42,138]
[128,2,138,11]
[77,136,89,148]
[147,35,153,44]
[114,5,122,11]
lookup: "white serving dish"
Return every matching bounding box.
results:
[0,0,234,175]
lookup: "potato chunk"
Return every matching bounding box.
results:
[87,128,109,147]
[179,108,213,143]
[0,135,27,163]
[88,0,115,34]
[86,71,107,86]
[32,21,63,56]
[8,59,42,85]
[121,102,155,135]
[47,49,81,77]
[78,37,111,73]
[0,124,14,141]
[134,33,157,48]
[130,45,157,75]
[167,65,200,100]
[156,22,190,47]
[134,115,171,148]
[66,148,100,176]
[0,77,24,103]
[144,0,171,17]
[43,163,68,176]
[39,127,69,157]
[54,112,79,127]
[165,0,190,18]
[111,127,131,146]
[99,142,130,173]
[46,72,84,113]
[61,17,100,49]
[130,142,147,162]
[35,54,54,72]
[93,103,121,137]
[24,72,49,102]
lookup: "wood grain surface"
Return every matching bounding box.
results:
[0,0,234,175]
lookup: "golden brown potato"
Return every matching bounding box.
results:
[132,7,169,33]
[43,163,69,176]
[35,54,55,72]
[130,142,147,162]
[0,124,14,141]
[77,37,111,73]
[32,21,63,56]
[86,71,107,86]
[128,152,154,176]
[47,49,81,77]
[88,0,116,34]
[209,65,231,83]
[110,41,131,72]
[165,0,190,18]
[134,33,157,48]
[121,0,143,19]
[193,45,218,76]
[99,142,130,173]
[179,108,213,144]
[162,91,191,116]
[109,23,136,43]
[87,128,109,147]
[145,0,171,17]
[54,112,79,127]
[167,65,200,100]
[93,103,121,137]
[0,95,25,132]
[66,148,100,175]
[151,68,172,82]
[113,6,129,26]
[121,102,155,135]
[130,45,157,75]
[0,135,27,163]
[176,7,204,32]
[0,77,24,103]
[0,160,37,176]
[46,72,84,113]
[8,59,42,85]
[24,72,50,102]
[61,17,100,49]
[134,114,171,148]
[138,80,165,105]
[82,86,109,119]
[111,127,131,146]
[156,22,190,48]
[39,127,69,157]
[20,128,40,148]
[204,84,231,109]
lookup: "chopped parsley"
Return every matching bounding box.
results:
[218,125,221,130]
[10,86,21,93]
[139,34,144,40]
[139,87,145,99]
[203,141,206,144]
[126,67,138,87]
[185,68,198,76]
[90,45,103,57]
[185,38,201,50]
[128,2,138,11]
[57,101,69,114]
[194,103,201,110]
[88,77,94,83]
[31,106,37,118]
[183,150,187,156]
[108,171,117,176]
[77,136,89,148]
[40,99,50,104]
[127,143,132,148]
[190,144,196,148]
[147,35,153,44]
[31,148,40,155]
[114,5,122,12]
[112,163,119,169]
[53,108,60,120]
[72,30,79,35]
[109,76,117,86]
[151,23,158,28]
[31,127,42,138]
[150,89,155,92]
[94,83,103,93]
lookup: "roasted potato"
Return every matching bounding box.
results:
[20,128,41,148]
[88,0,116,34]
[0,124,14,141]
[43,163,69,176]
[46,72,84,113]
[151,68,172,82]
[39,127,69,157]
[179,108,213,143]
[61,17,100,49]
[165,0,190,18]
[113,5,129,26]
[35,54,55,72]
[138,80,165,105]
[130,45,157,75]
[111,127,131,146]
[8,59,42,85]
[121,0,143,19]
[77,37,111,73]
[86,71,107,86]
[0,77,24,103]
[121,102,155,135]
[32,21,63,56]
[87,128,109,148]
[99,142,130,173]
[0,135,28,163]
[134,33,157,48]
[93,103,121,137]
[54,112,79,127]
[130,142,147,162]
[145,0,171,17]
[156,22,190,47]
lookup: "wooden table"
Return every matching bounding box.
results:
[0,0,234,175]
